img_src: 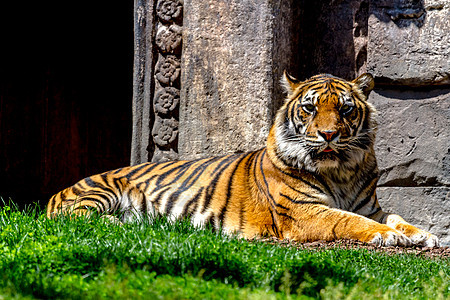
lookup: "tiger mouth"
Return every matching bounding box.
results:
[311,147,341,160]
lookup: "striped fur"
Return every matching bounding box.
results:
[47,73,439,247]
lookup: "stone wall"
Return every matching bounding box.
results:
[367,0,450,244]
[131,0,449,244]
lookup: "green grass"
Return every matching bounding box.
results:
[0,201,448,299]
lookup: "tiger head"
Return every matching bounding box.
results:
[268,72,377,177]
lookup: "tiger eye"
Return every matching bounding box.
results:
[340,104,354,115]
[302,104,315,114]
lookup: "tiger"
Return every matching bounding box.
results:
[47,72,440,247]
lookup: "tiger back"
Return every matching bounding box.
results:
[47,72,440,247]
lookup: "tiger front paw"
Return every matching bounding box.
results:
[394,224,440,247]
[363,225,412,247]
[369,231,412,247]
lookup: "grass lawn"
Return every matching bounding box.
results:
[0,201,448,299]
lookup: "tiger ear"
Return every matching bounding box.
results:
[353,73,375,97]
[281,71,300,96]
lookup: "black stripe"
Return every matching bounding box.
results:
[351,170,378,207]
[59,190,68,203]
[164,157,223,215]
[334,84,347,92]
[289,103,296,125]
[164,190,182,215]
[99,174,123,198]
[90,176,119,210]
[277,211,295,221]
[268,209,282,239]
[111,177,127,211]
[177,156,224,190]
[327,90,338,98]
[79,183,114,213]
[140,188,148,214]
[48,195,58,215]
[218,152,257,224]
[303,169,336,204]
[306,82,324,90]
[181,187,204,216]
[139,179,152,194]
[259,150,290,211]
[111,167,125,175]
[152,186,172,208]
[204,214,214,229]
[84,177,103,188]
[210,154,244,179]
[80,178,116,211]
[75,196,106,212]
[125,163,158,180]
[271,148,327,195]
[158,160,181,170]
[159,156,222,191]
[352,194,373,214]
[355,104,365,135]
[252,150,277,209]
[72,185,83,195]
[367,207,382,218]
[239,200,244,232]
[154,160,199,187]
[251,150,292,230]
[285,184,319,200]
[201,154,246,214]
[171,159,217,188]
[279,193,323,205]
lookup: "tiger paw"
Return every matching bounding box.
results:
[394,224,440,247]
[410,231,440,247]
[363,226,412,247]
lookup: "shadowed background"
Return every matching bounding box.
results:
[0,1,134,208]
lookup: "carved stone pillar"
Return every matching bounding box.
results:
[131,0,182,164]
[178,0,296,160]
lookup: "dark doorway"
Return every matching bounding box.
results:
[289,0,369,81]
[0,1,134,208]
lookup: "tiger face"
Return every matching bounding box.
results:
[274,73,376,175]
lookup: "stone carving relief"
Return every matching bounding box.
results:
[156,25,182,54]
[155,55,181,86]
[154,87,180,115]
[156,0,183,23]
[151,0,183,161]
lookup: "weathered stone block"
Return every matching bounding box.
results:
[377,187,450,245]
[372,88,450,245]
[367,0,450,86]
[179,0,295,160]
[371,88,450,187]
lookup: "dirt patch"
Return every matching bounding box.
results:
[257,238,450,259]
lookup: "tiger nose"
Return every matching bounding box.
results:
[318,130,339,142]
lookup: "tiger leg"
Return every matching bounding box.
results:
[48,194,123,225]
[287,205,412,247]
[47,190,114,219]
[46,176,152,223]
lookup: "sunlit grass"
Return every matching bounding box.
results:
[0,200,448,299]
